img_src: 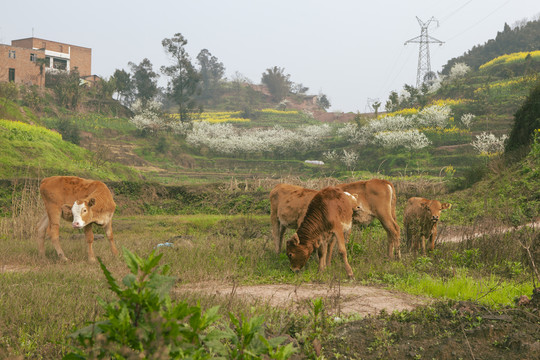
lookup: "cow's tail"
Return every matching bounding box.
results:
[36,213,49,239]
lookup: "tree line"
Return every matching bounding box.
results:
[107,33,330,119]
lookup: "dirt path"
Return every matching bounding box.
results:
[177,282,429,316]
[439,219,539,243]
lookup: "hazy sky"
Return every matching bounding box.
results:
[1,0,538,112]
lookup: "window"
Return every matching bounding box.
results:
[8,50,16,59]
[9,68,15,82]
[59,45,63,52]
[30,53,36,62]
[42,42,46,49]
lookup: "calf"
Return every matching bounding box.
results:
[270,179,401,258]
[37,176,119,262]
[403,197,451,254]
[286,186,360,278]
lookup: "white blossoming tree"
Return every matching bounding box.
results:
[460,113,476,129]
[416,105,452,128]
[471,132,508,155]
[130,99,165,133]
[374,130,431,150]
[448,62,471,80]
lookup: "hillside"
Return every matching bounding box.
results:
[1,14,539,184]
[442,17,540,73]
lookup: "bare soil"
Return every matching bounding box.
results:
[177,282,428,317]
[177,282,539,359]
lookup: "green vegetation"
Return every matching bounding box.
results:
[65,249,296,359]
[0,119,137,180]
[0,18,539,359]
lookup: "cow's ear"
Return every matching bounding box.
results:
[292,233,300,246]
[61,204,73,221]
[87,198,95,207]
[441,203,451,210]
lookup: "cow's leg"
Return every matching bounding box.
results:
[104,221,119,257]
[421,235,426,255]
[430,226,437,251]
[405,223,412,253]
[378,214,401,260]
[317,239,327,272]
[271,210,282,253]
[36,214,49,258]
[335,231,353,278]
[325,234,337,267]
[84,224,97,263]
[46,208,68,261]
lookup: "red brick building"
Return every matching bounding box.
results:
[0,37,92,87]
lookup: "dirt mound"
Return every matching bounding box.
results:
[177,282,429,316]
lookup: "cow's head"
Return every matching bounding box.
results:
[422,201,452,224]
[63,198,96,229]
[286,233,311,274]
[344,192,361,211]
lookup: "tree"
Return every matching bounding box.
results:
[47,67,82,109]
[161,33,201,122]
[506,82,540,153]
[385,91,399,112]
[196,48,225,101]
[261,66,291,102]
[316,93,331,110]
[111,68,133,104]
[290,83,309,95]
[128,58,159,106]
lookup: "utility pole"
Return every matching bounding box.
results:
[405,17,444,88]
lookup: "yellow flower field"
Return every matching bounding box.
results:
[168,111,250,123]
[479,50,540,69]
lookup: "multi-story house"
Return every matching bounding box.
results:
[0,37,92,87]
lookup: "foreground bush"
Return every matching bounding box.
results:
[64,249,295,359]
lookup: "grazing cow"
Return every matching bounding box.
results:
[286,186,360,278]
[270,179,401,259]
[37,176,119,262]
[403,197,452,254]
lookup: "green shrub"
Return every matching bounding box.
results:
[54,118,81,145]
[64,248,296,359]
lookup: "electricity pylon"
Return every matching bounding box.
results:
[405,16,444,88]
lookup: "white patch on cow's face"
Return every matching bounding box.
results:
[71,201,87,229]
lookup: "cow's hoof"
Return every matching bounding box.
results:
[60,256,69,262]
[88,257,97,264]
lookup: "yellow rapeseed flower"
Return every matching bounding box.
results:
[480,50,540,69]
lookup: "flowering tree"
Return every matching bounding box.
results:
[448,62,471,80]
[341,149,359,171]
[416,105,451,128]
[374,130,431,150]
[471,132,508,155]
[129,99,165,133]
[337,123,369,145]
[185,122,331,157]
[460,113,476,129]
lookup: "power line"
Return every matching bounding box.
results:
[404,17,444,87]
[444,0,512,42]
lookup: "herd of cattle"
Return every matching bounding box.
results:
[36,176,451,277]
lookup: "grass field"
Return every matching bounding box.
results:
[0,178,537,358]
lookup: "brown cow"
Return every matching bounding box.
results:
[36,176,119,262]
[286,186,360,278]
[270,179,401,258]
[403,197,451,254]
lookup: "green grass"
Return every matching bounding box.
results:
[1,198,537,358]
[0,119,138,180]
[395,271,532,307]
